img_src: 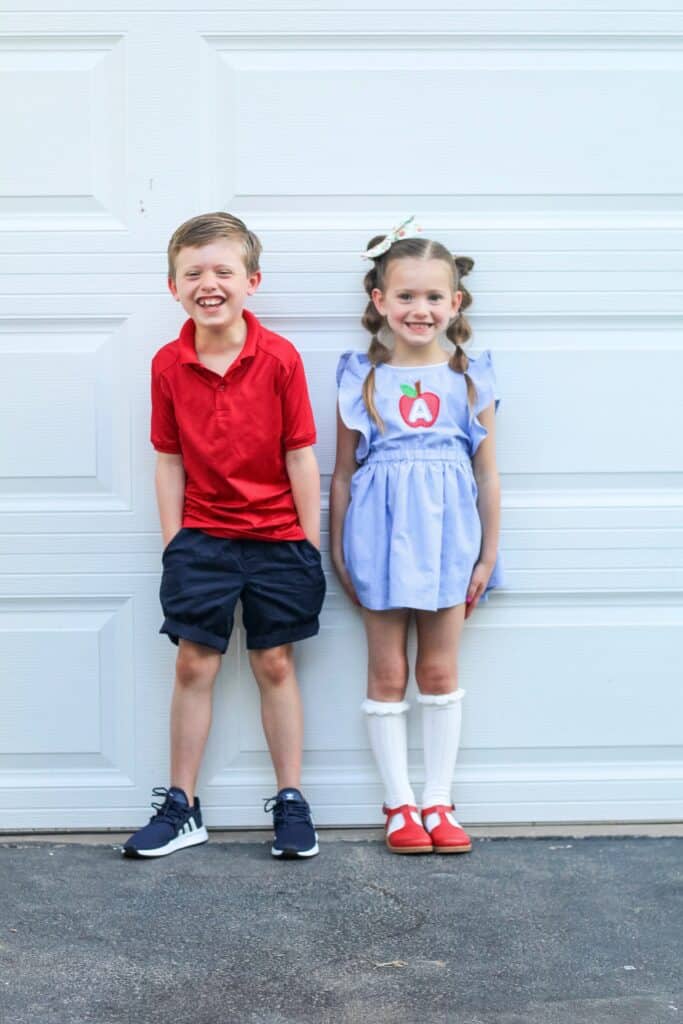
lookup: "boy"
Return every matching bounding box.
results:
[124,213,325,860]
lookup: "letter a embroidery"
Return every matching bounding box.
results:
[398,380,440,428]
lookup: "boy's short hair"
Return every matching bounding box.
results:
[167,212,262,279]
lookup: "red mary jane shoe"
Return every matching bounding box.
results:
[421,805,472,854]
[383,804,433,854]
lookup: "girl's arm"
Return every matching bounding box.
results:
[467,403,501,618]
[329,408,361,605]
[285,445,321,548]
[155,451,186,547]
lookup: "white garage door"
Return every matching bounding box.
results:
[1,1,682,828]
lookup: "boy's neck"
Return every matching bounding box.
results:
[194,313,247,353]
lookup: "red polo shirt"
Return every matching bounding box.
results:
[151,309,316,540]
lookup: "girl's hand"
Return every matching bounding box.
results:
[465,561,493,619]
[332,557,361,606]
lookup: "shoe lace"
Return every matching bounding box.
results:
[263,794,309,825]
[149,787,187,827]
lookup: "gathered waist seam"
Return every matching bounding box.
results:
[364,447,471,467]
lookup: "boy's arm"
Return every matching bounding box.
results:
[155,451,186,547]
[285,445,321,549]
[329,409,360,604]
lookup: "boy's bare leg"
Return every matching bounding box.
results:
[249,644,303,791]
[170,639,222,804]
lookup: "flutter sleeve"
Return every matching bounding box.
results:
[336,350,372,461]
[466,349,500,456]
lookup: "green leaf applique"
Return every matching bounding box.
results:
[400,384,418,398]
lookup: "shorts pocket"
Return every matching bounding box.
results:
[299,538,322,564]
[162,527,187,560]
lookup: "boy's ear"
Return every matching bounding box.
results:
[168,276,179,301]
[247,270,262,295]
[371,287,385,316]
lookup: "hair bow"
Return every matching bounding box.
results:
[362,216,422,260]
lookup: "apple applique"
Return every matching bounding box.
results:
[399,380,440,428]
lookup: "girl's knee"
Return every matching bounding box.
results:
[415,660,458,696]
[368,657,409,702]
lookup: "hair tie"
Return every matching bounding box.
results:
[362,216,422,260]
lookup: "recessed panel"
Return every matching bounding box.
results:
[2,354,97,477]
[0,37,125,229]
[459,597,683,751]
[0,597,134,784]
[0,628,100,754]
[205,38,683,212]
[0,319,130,511]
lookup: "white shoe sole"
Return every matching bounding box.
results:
[123,825,209,858]
[271,837,319,859]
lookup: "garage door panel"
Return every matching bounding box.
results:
[0,594,135,788]
[0,35,126,232]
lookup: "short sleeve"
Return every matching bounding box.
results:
[281,352,317,450]
[336,350,372,461]
[150,361,181,454]
[466,350,500,455]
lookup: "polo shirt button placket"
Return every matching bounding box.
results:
[216,380,229,411]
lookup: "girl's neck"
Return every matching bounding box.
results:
[387,338,448,368]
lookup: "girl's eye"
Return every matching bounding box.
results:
[429,294,444,302]
[398,293,413,301]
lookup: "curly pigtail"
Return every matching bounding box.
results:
[446,255,477,407]
[361,242,392,430]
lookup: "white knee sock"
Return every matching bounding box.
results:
[362,699,415,808]
[418,689,465,808]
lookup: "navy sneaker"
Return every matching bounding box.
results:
[123,786,208,858]
[264,788,319,859]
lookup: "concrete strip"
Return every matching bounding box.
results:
[1,821,682,844]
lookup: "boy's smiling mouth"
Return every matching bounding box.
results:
[197,297,225,307]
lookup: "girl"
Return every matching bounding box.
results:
[330,222,502,854]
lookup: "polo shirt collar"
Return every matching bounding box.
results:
[178,309,260,367]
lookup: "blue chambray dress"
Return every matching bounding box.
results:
[337,349,503,611]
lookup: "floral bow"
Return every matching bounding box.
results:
[362,216,422,260]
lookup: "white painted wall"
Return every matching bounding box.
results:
[1,1,682,828]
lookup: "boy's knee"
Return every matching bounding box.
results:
[251,645,294,687]
[175,642,220,689]
[415,660,457,696]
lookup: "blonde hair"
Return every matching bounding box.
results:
[361,236,475,430]
[167,211,262,279]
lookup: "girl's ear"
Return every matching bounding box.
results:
[451,289,463,317]
[371,287,386,317]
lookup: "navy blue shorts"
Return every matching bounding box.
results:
[159,528,326,652]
